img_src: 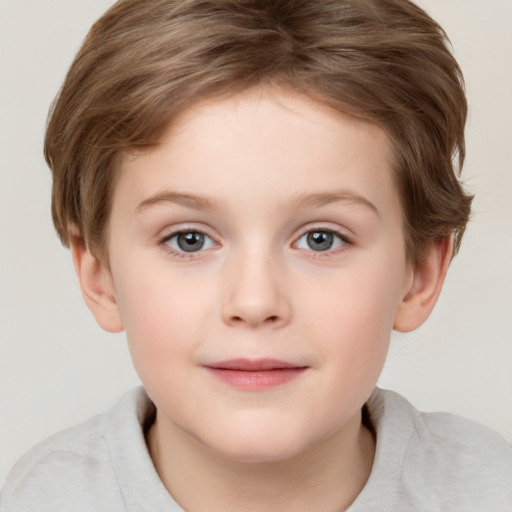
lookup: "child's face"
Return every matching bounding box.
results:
[106,87,413,461]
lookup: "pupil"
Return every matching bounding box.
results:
[307,231,333,251]
[178,232,204,252]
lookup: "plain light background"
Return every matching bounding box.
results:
[1,0,511,487]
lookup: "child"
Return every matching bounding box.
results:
[2,0,511,510]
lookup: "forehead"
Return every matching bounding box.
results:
[116,87,399,220]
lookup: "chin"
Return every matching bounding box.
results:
[200,424,311,464]
[218,443,304,464]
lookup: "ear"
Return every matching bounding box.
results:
[393,237,453,333]
[69,225,124,333]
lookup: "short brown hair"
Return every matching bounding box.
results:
[45,0,472,266]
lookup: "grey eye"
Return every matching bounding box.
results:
[166,231,216,253]
[296,230,345,252]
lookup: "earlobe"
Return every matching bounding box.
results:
[393,237,453,333]
[69,225,124,333]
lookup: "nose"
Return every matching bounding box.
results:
[221,250,291,329]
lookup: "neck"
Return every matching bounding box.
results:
[146,410,375,512]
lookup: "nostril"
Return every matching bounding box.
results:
[229,314,280,326]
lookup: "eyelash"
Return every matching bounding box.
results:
[294,227,351,259]
[158,228,216,260]
[157,227,352,260]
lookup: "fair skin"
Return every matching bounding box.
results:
[71,87,451,511]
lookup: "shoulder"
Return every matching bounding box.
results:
[0,414,123,511]
[372,387,512,467]
[419,406,512,474]
[0,388,147,512]
[358,388,512,511]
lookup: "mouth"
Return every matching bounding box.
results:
[203,358,308,390]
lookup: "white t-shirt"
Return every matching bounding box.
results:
[1,387,511,511]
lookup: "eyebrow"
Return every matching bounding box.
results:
[135,189,380,217]
[136,191,218,213]
[288,190,381,218]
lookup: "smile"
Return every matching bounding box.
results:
[203,358,308,391]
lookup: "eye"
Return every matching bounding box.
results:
[163,230,216,253]
[296,230,347,252]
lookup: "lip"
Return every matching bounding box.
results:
[204,358,308,390]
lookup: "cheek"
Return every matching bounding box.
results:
[307,259,402,330]
[113,265,212,385]
[302,257,405,375]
